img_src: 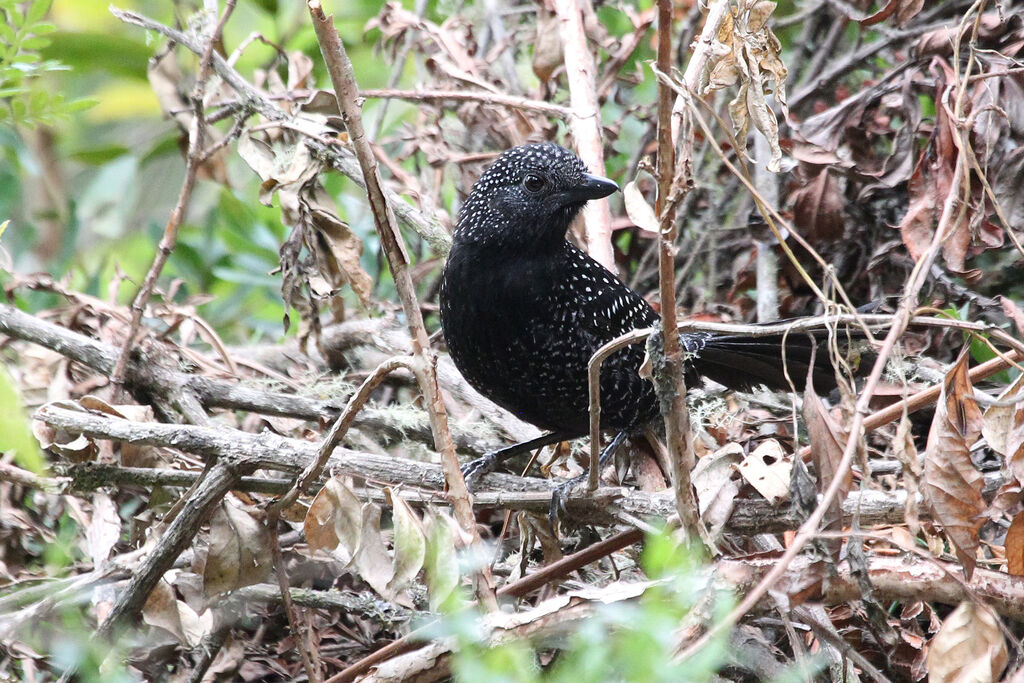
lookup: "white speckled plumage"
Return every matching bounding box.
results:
[439,143,845,441]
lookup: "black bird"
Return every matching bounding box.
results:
[440,143,849,492]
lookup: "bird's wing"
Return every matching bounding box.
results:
[560,246,659,341]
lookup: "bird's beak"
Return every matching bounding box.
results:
[572,173,619,201]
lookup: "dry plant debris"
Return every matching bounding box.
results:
[1,0,1023,681]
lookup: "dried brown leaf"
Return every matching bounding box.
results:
[700,0,787,172]
[893,412,921,536]
[532,7,562,83]
[803,386,851,559]
[859,0,923,27]
[204,501,273,597]
[304,476,363,561]
[355,503,396,598]
[927,602,1007,683]
[692,443,742,541]
[923,350,986,578]
[143,579,213,648]
[1006,511,1024,576]
[791,168,845,241]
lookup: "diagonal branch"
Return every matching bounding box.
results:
[306,0,496,611]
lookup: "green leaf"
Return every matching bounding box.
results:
[424,513,461,613]
[20,35,52,50]
[25,0,51,25]
[0,363,45,473]
[39,32,151,79]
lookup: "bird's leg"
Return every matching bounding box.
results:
[461,431,575,483]
[548,430,631,525]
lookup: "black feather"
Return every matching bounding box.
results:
[440,143,855,444]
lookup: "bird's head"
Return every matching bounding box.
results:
[454,143,618,251]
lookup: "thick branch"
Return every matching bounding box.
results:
[38,405,1007,534]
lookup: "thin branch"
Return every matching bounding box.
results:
[0,304,507,455]
[554,0,616,271]
[109,2,236,417]
[679,18,980,654]
[306,0,496,612]
[359,88,573,117]
[650,0,703,544]
[111,6,450,254]
[39,405,1009,535]
[272,355,414,513]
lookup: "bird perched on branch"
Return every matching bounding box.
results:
[440,143,853,506]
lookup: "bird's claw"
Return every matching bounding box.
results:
[548,474,588,528]
[460,452,501,486]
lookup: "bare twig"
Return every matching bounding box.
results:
[649,0,703,544]
[109,2,236,418]
[40,405,1010,537]
[272,356,415,513]
[679,16,980,654]
[554,0,616,271]
[360,88,573,117]
[98,461,247,638]
[306,0,496,611]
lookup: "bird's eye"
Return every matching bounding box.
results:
[522,173,545,193]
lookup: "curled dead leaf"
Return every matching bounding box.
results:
[923,350,986,578]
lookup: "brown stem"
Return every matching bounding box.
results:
[653,0,702,544]
[109,1,236,416]
[306,0,496,611]
[553,0,615,270]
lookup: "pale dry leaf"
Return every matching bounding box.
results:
[203,501,273,597]
[176,601,214,648]
[387,490,426,595]
[304,476,363,562]
[981,372,1024,484]
[85,492,121,567]
[308,188,374,307]
[142,579,186,643]
[736,439,791,504]
[425,511,460,612]
[355,503,396,599]
[923,350,986,578]
[622,180,660,235]
[927,602,1007,683]
[692,443,742,540]
[532,7,562,82]
[893,412,922,536]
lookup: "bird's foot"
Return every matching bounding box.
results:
[460,452,502,486]
[548,473,589,528]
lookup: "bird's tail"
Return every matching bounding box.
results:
[685,326,873,394]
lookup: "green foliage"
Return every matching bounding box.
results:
[0,0,95,127]
[438,529,731,683]
[0,362,45,473]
